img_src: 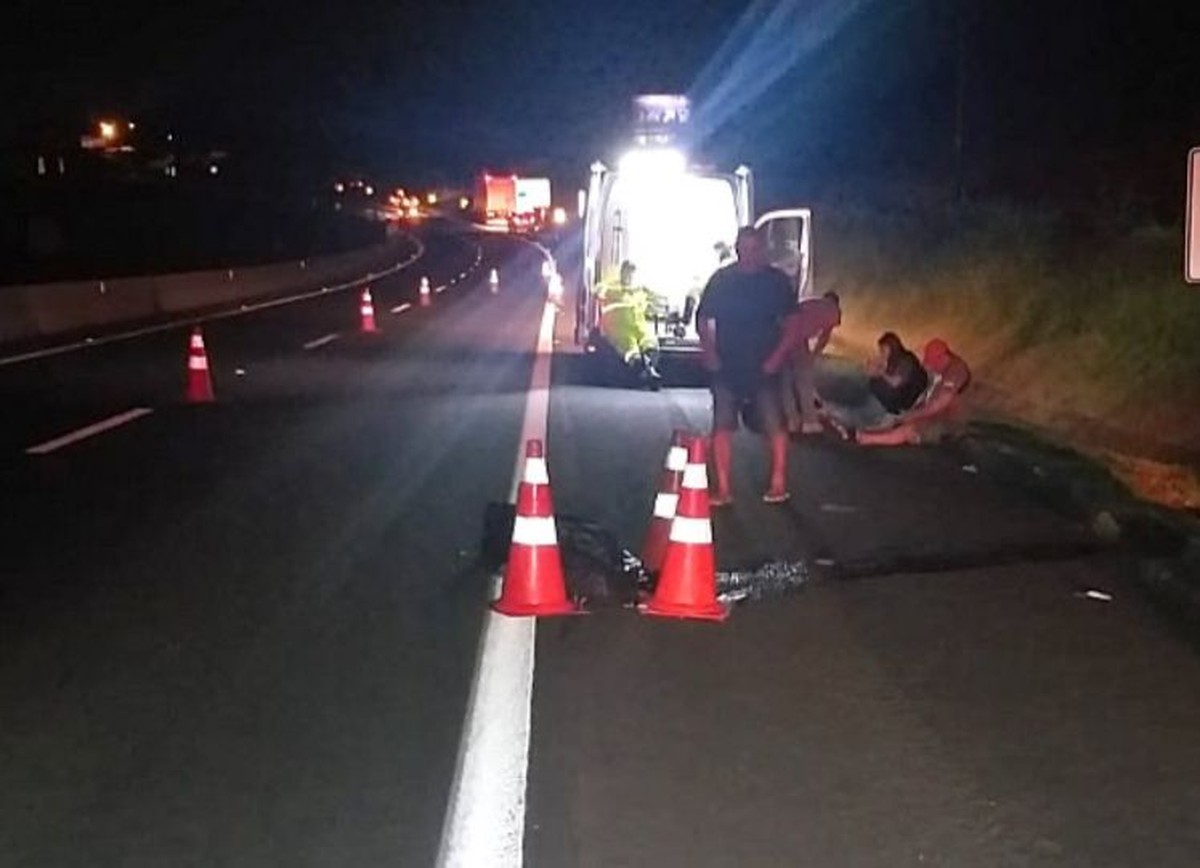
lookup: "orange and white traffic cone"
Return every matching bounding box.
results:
[185,326,215,403]
[359,287,378,333]
[547,271,564,305]
[488,268,499,294]
[419,276,432,307]
[641,436,727,621]
[642,430,690,574]
[492,439,578,617]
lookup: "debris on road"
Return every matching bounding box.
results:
[483,502,816,611]
[717,560,812,605]
[1092,510,1122,542]
[484,502,644,608]
[820,503,858,514]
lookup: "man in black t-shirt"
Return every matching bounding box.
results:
[696,225,799,505]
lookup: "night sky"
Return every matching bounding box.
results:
[4,0,1198,204]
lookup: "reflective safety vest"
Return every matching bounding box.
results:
[596,280,652,312]
[596,280,658,360]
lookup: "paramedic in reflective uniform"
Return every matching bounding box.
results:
[596,261,661,385]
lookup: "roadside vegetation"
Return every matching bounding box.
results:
[818,200,1200,509]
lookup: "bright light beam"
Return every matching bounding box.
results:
[688,0,871,145]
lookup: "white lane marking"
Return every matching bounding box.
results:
[26,407,154,455]
[0,236,427,368]
[435,284,448,294]
[302,333,340,351]
[436,292,557,868]
[391,302,413,314]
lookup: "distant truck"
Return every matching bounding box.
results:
[511,177,552,233]
[475,174,517,229]
[576,94,814,355]
[474,173,553,232]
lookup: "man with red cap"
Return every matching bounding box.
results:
[856,338,972,446]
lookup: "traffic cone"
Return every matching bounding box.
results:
[488,268,499,294]
[547,271,564,304]
[642,430,690,574]
[185,326,215,403]
[492,439,578,617]
[641,436,727,621]
[359,287,378,333]
[419,276,432,307]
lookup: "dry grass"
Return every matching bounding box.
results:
[1102,453,1200,514]
[819,202,1200,508]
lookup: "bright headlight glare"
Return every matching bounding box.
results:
[617,147,686,177]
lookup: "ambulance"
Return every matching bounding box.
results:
[576,95,814,356]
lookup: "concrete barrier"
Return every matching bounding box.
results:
[0,288,35,345]
[24,277,160,336]
[0,235,415,345]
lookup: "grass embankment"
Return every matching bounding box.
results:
[818,203,1200,510]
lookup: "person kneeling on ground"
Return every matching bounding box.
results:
[855,338,971,446]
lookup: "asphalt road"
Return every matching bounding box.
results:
[525,316,1200,867]
[0,227,542,866]
[2,223,1199,867]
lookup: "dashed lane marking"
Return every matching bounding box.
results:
[391,302,413,314]
[302,333,341,350]
[26,407,154,455]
